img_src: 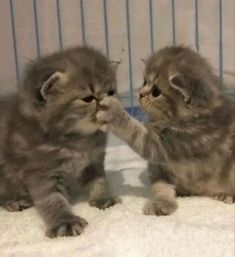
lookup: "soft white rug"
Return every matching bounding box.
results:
[0,145,234,257]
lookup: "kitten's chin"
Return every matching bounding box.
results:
[67,117,100,135]
[139,101,152,116]
[139,99,162,117]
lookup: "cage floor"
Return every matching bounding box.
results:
[0,144,234,257]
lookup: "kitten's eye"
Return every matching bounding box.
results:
[107,90,115,96]
[151,84,161,97]
[82,95,95,103]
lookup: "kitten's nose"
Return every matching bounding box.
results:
[139,87,150,98]
[97,93,106,102]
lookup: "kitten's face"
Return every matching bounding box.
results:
[139,71,177,123]
[21,47,117,134]
[47,67,116,134]
[139,46,220,124]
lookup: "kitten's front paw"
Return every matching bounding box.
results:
[96,96,124,130]
[143,200,178,216]
[47,216,88,238]
[212,194,234,204]
[89,196,122,210]
[4,199,33,212]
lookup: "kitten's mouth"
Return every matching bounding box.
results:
[139,96,149,107]
[139,96,156,115]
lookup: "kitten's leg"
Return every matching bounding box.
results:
[4,198,32,212]
[88,176,121,209]
[144,163,178,216]
[144,181,178,215]
[26,173,88,238]
[1,179,33,212]
[211,170,235,204]
[81,161,121,210]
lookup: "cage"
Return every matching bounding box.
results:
[0,1,234,256]
[0,0,234,120]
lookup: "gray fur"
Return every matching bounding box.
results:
[97,46,235,215]
[0,46,120,237]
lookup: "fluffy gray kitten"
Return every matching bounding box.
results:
[97,46,235,216]
[0,46,120,237]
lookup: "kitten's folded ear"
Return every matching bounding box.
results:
[169,72,210,106]
[38,71,67,102]
[169,73,191,103]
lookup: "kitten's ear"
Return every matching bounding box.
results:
[169,73,191,103]
[169,72,209,106]
[39,71,67,101]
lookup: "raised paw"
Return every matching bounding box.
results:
[143,199,178,216]
[99,96,120,110]
[96,97,113,123]
[212,194,234,204]
[96,96,124,129]
[47,216,88,238]
[4,199,33,212]
[89,196,122,210]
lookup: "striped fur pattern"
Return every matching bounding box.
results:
[0,46,120,237]
[97,46,235,215]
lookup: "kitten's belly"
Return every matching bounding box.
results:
[169,158,234,196]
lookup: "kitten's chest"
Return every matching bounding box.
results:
[62,137,104,175]
[62,149,89,176]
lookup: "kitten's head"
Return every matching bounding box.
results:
[139,46,222,123]
[20,46,118,134]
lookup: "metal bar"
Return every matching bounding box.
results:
[171,0,176,46]
[9,0,20,82]
[103,0,110,58]
[219,0,223,82]
[56,0,63,49]
[80,0,86,45]
[125,0,134,115]
[33,0,41,57]
[195,0,199,51]
[149,0,154,53]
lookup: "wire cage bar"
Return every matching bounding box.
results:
[2,0,234,120]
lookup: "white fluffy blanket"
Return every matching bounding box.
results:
[0,145,234,257]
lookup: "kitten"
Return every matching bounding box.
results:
[0,46,120,237]
[97,46,235,216]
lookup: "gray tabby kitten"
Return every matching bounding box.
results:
[0,46,120,237]
[97,46,235,216]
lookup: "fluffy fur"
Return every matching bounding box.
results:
[0,46,120,237]
[97,46,235,216]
